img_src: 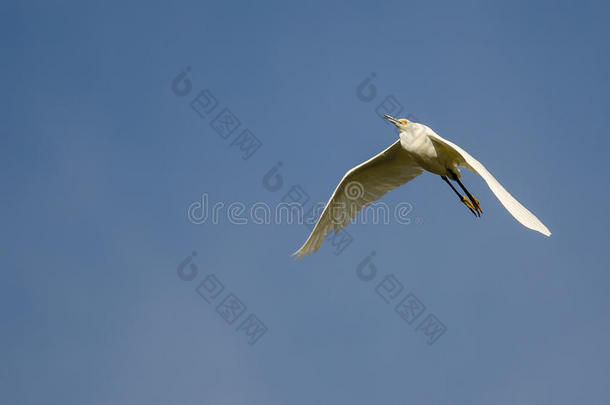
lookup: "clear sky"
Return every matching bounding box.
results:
[2,1,610,404]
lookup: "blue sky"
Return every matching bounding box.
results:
[2,0,610,404]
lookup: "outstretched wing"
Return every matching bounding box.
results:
[428,131,551,237]
[293,141,423,258]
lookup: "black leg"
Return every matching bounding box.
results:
[454,177,482,216]
[441,176,478,217]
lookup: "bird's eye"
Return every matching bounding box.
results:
[399,119,409,125]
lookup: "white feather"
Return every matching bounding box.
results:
[292,141,423,258]
[427,130,551,236]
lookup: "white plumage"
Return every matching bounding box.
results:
[293,116,550,258]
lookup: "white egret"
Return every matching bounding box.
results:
[293,115,551,258]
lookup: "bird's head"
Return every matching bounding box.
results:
[383,114,410,131]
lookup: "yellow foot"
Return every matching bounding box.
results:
[461,196,478,217]
[470,196,482,216]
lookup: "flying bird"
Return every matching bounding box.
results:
[293,115,551,258]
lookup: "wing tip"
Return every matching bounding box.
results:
[291,250,304,260]
[535,224,551,237]
[291,246,310,260]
